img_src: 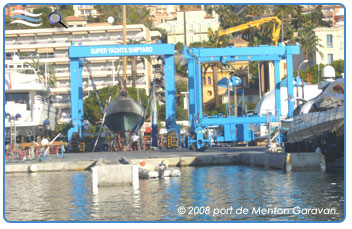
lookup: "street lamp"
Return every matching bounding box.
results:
[298,59,308,81]
[297,59,308,102]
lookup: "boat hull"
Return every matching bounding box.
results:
[105,97,145,136]
[286,106,344,162]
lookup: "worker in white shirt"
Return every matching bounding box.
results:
[131,134,140,151]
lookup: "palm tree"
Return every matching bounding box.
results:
[295,30,323,69]
[205,29,231,109]
[274,5,302,41]
[246,5,269,18]
[127,39,152,88]
[210,5,241,29]
[25,57,56,87]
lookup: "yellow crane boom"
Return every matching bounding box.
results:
[218,16,282,46]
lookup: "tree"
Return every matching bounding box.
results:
[151,27,168,43]
[295,30,323,68]
[84,86,148,125]
[274,5,302,41]
[175,42,184,53]
[246,5,269,18]
[209,5,242,29]
[126,39,152,88]
[175,81,189,120]
[205,29,230,109]
[24,58,56,87]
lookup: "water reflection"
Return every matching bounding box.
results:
[5,166,344,221]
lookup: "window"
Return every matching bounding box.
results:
[327,34,333,48]
[208,77,211,85]
[331,83,344,94]
[161,19,163,23]
[328,54,333,64]
[202,77,206,85]
[5,93,30,110]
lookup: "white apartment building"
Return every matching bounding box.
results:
[73,5,100,18]
[157,8,220,46]
[313,26,344,65]
[5,24,161,119]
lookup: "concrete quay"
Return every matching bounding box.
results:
[4,146,325,173]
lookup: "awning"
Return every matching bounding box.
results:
[37,32,53,36]
[89,59,107,63]
[54,31,70,35]
[89,30,106,33]
[5,34,18,37]
[5,49,18,52]
[72,31,88,35]
[37,48,54,53]
[19,48,36,52]
[19,33,36,37]
[54,47,69,50]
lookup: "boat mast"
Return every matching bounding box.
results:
[122,5,127,93]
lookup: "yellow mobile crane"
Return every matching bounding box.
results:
[218,16,282,46]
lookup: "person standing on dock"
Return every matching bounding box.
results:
[131,134,140,151]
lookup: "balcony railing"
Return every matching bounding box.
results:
[5,34,145,46]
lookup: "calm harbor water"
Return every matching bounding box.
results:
[5,166,344,222]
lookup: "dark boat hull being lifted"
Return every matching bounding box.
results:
[105,97,145,136]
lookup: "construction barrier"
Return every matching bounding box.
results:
[5,141,67,162]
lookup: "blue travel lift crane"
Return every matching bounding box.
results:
[68,42,181,151]
[184,43,300,151]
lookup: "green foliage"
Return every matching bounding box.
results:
[55,123,71,136]
[175,42,184,53]
[158,103,165,121]
[150,27,168,43]
[295,30,324,61]
[176,61,188,77]
[176,81,189,120]
[204,103,227,116]
[24,58,56,87]
[245,102,257,111]
[294,60,344,84]
[331,60,345,78]
[83,85,148,125]
[208,5,241,29]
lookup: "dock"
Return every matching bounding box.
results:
[5,146,325,174]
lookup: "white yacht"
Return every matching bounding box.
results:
[5,65,58,144]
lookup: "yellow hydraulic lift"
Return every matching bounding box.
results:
[218,16,282,46]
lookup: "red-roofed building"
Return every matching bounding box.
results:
[5,5,24,16]
[229,37,249,47]
[64,16,88,27]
